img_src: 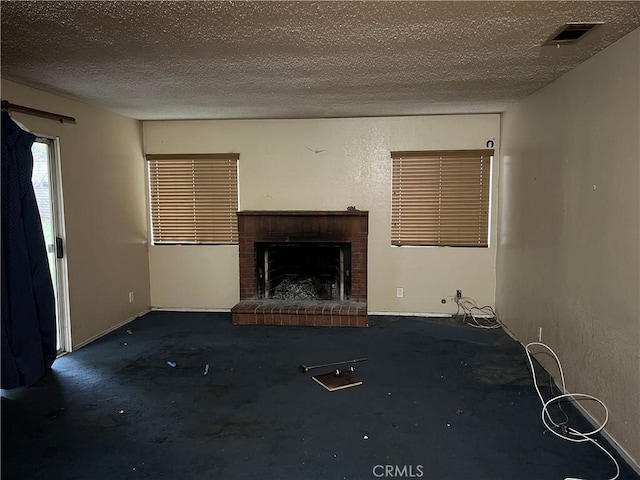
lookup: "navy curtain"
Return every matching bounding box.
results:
[1,111,57,389]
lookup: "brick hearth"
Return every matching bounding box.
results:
[232,300,367,327]
[232,210,368,327]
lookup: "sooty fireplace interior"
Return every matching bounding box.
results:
[232,211,368,327]
[257,243,351,301]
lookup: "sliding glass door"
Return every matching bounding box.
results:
[31,137,70,354]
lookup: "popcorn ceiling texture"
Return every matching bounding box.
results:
[1,1,639,120]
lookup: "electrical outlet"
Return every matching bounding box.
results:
[538,326,542,342]
[456,290,462,299]
[396,287,404,298]
[129,291,134,304]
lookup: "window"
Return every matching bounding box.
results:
[146,153,239,245]
[391,149,493,247]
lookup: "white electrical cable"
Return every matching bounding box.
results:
[454,296,501,329]
[524,342,620,480]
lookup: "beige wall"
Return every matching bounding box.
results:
[497,28,640,461]
[144,115,500,313]
[1,80,151,348]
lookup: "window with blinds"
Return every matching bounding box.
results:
[146,153,239,245]
[391,149,493,247]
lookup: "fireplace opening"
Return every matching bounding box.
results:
[256,243,351,301]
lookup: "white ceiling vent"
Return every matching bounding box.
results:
[544,22,603,45]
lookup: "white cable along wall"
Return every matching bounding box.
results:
[525,342,620,480]
[454,295,500,329]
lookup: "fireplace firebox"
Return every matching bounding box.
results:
[257,243,351,301]
[232,211,368,327]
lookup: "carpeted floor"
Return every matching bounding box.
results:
[2,311,637,480]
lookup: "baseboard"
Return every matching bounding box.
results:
[151,307,231,313]
[72,308,151,351]
[500,321,640,474]
[149,310,493,318]
[368,311,494,318]
[519,334,640,475]
[549,376,640,476]
[494,318,519,341]
[368,311,451,317]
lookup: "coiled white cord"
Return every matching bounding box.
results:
[454,296,500,329]
[524,342,620,480]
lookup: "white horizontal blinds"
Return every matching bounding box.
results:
[146,154,239,244]
[391,150,493,247]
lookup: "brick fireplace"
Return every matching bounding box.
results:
[232,210,368,327]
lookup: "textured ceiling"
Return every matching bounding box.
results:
[1,1,639,120]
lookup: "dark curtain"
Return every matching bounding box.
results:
[1,111,57,389]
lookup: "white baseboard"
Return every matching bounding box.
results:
[519,333,639,475]
[368,311,451,317]
[150,307,231,313]
[549,377,640,476]
[72,308,151,351]
[151,310,492,318]
[368,311,494,318]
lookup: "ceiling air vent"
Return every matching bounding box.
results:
[543,22,603,45]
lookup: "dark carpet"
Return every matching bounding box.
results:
[2,312,637,480]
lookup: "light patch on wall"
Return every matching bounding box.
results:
[306,147,325,154]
